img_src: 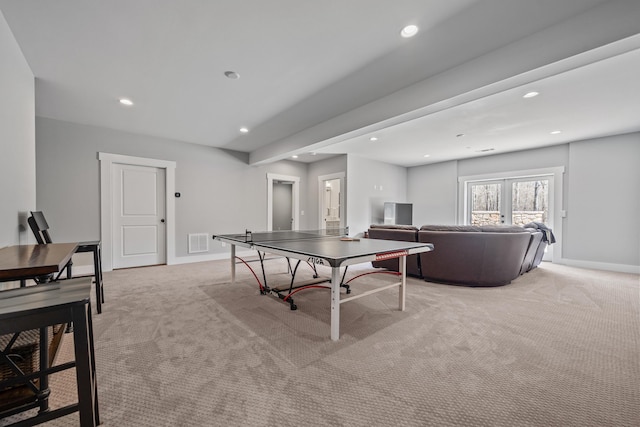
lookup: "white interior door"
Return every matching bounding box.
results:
[112,163,166,268]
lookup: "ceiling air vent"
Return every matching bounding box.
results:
[476,148,495,153]
[188,233,209,253]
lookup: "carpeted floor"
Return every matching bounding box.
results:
[2,259,639,426]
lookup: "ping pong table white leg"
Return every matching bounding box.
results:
[399,255,406,311]
[230,244,236,284]
[330,266,341,341]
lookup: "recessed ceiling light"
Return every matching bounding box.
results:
[401,25,419,38]
[224,71,240,79]
[310,152,317,156]
[291,155,298,159]
[423,154,430,158]
[523,91,539,98]
[369,136,378,142]
[119,98,133,106]
[239,127,249,133]
[550,130,562,134]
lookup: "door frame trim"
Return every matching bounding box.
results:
[99,152,176,271]
[318,172,345,229]
[266,173,299,231]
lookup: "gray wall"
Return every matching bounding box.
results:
[0,11,35,247]
[346,155,407,236]
[565,133,640,266]
[35,117,309,261]
[406,136,640,272]
[36,117,640,272]
[407,161,458,225]
[456,144,570,178]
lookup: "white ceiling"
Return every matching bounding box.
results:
[1,0,639,167]
[315,47,640,166]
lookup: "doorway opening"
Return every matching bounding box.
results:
[318,172,345,230]
[266,173,299,231]
[272,180,294,231]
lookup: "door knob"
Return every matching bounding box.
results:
[161,219,165,223]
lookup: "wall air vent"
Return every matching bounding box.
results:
[188,233,209,253]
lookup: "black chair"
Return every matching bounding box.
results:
[25,212,68,284]
[28,211,105,314]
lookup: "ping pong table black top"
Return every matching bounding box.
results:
[214,229,345,243]
[213,230,433,268]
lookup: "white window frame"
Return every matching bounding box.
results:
[458,167,564,263]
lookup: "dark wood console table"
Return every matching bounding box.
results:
[0,243,78,286]
[0,279,99,426]
[0,243,99,426]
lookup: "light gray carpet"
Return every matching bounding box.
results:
[3,259,639,426]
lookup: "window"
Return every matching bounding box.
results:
[459,167,564,262]
[468,178,550,226]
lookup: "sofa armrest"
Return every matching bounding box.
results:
[368,225,421,276]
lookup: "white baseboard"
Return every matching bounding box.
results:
[169,253,219,265]
[170,250,256,265]
[79,250,257,273]
[71,265,96,276]
[557,258,640,274]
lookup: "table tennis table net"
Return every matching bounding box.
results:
[224,228,349,244]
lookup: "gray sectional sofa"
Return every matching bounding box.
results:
[368,223,552,287]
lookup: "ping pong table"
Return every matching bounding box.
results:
[213,229,434,341]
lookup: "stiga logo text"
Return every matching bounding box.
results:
[307,257,325,265]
